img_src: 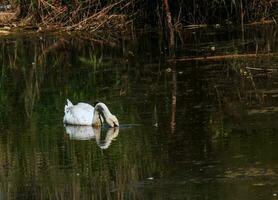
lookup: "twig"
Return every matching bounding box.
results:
[168,53,275,62]
[246,67,278,71]
[40,0,60,12]
[66,0,125,30]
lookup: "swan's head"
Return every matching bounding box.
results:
[94,102,119,127]
[106,114,119,127]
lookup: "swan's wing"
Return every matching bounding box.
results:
[64,103,94,125]
[78,103,106,124]
[77,102,94,110]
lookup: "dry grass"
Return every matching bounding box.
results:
[0,12,16,23]
[0,0,132,40]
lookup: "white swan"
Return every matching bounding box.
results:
[63,99,119,127]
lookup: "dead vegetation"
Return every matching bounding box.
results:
[0,0,132,40]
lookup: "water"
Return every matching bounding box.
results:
[0,26,278,199]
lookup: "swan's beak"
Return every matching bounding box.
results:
[107,115,119,127]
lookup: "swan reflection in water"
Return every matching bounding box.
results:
[65,125,119,149]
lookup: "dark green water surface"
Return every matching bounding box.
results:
[0,26,278,199]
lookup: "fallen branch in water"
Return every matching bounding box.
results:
[168,53,275,62]
[247,19,276,25]
[246,67,278,71]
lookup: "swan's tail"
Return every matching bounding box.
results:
[67,99,73,106]
[64,99,73,113]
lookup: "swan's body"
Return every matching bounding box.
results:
[63,99,119,127]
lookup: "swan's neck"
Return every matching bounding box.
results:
[92,110,102,126]
[92,103,112,126]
